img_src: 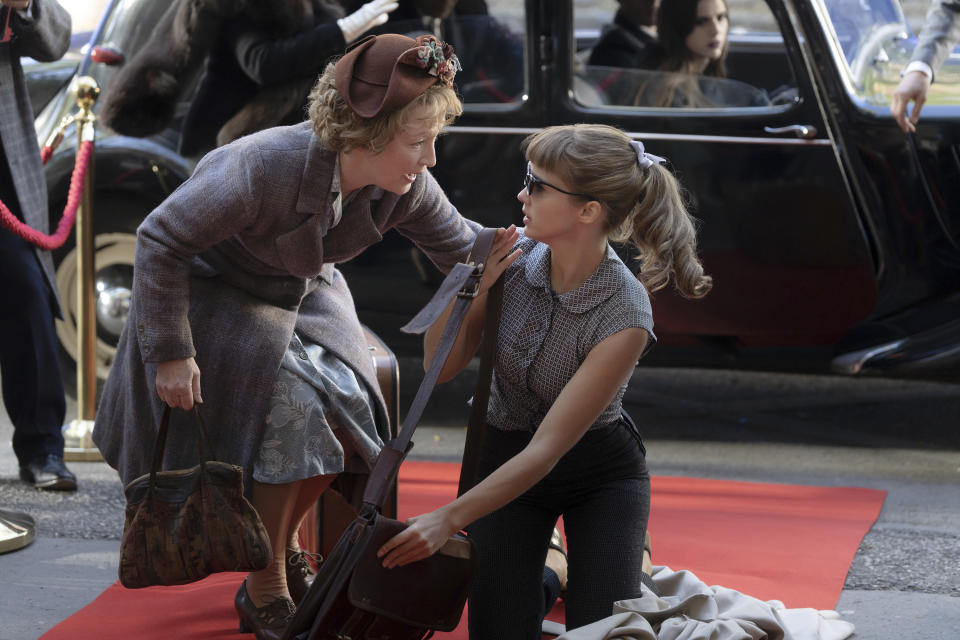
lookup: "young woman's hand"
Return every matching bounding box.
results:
[478,225,521,295]
[155,357,202,409]
[377,510,458,568]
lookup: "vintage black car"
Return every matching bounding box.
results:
[28,0,960,385]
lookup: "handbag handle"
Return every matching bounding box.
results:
[148,406,215,490]
[360,228,498,509]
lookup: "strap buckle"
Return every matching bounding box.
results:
[457,262,485,299]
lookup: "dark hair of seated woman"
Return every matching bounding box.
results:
[636,0,730,108]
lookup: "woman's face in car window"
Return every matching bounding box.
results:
[685,0,729,69]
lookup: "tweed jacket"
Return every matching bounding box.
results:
[94,121,480,495]
[913,0,960,74]
[0,0,70,312]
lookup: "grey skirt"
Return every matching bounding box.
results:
[252,331,382,484]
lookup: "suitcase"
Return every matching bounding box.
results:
[299,326,400,556]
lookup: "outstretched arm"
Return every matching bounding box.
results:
[891,0,960,132]
[378,325,649,567]
[891,69,932,133]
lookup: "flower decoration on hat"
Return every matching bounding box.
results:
[414,36,462,87]
[334,33,464,119]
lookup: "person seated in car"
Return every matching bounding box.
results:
[633,0,730,108]
[588,0,664,71]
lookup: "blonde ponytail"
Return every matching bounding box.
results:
[610,163,712,299]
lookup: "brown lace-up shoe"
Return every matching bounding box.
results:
[235,579,295,640]
[285,548,322,604]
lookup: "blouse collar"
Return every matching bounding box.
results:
[523,239,626,313]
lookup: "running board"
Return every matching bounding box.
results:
[832,316,960,376]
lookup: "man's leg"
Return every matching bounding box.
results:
[0,227,70,489]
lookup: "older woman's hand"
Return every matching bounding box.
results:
[478,225,521,295]
[156,357,203,409]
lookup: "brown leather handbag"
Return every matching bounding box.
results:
[282,229,503,640]
[118,406,272,588]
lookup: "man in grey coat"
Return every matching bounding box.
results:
[0,0,76,490]
[891,0,960,132]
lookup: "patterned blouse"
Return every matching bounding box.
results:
[486,232,655,432]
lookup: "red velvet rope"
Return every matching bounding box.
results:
[0,139,93,251]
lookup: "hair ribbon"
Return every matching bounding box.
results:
[630,140,666,170]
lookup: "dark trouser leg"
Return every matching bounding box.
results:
[0,228,66,465]
[563,475,650,630]
[467,497,558,640]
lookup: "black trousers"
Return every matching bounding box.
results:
[0,176,66,465]
[467,419,650,640]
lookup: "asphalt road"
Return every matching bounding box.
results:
[1,363,958,639]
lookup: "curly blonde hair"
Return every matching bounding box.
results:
[522,124,712,299]
[307,62,463,153]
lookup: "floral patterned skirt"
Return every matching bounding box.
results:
[252,331,382,484]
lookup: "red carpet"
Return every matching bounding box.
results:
[42,462,885,640]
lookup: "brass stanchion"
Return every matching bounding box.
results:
[63,77,102,462]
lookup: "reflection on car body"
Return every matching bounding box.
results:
[28,0,960,384]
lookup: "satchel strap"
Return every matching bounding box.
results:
[360,228,497,509]
[457,276,503,497]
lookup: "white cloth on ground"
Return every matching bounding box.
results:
[557,565,855,640]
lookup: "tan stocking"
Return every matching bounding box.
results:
[247,479,300,607]
[286,474,337,551]
[288,437,358,551]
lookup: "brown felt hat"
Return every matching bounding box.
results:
[334,33,461,119]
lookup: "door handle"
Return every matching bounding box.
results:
[764,124,818,139]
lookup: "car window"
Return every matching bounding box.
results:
[387,2,526,107]
[817,0,960,108]
[572,0,796,111]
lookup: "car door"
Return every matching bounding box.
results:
[548,0,879,365]
[788,0,960,357]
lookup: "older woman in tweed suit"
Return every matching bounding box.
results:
[94,33,478,639]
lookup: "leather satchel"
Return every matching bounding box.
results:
[118,406,272,589]
[282,228,503,640]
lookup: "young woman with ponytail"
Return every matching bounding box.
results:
[377,123,711,638]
